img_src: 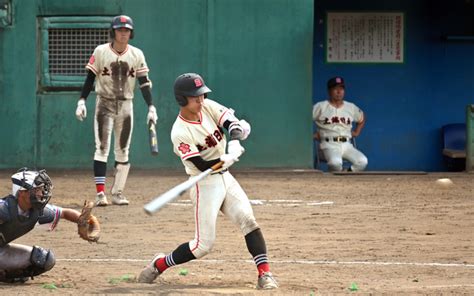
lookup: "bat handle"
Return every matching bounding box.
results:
[211,161,224,171]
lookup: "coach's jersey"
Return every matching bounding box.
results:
[171,99,229,176]
[312,100,364,138]
[86,43,149,100]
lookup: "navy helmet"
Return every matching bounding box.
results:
[174,73,212,106]
[110,15,134,39]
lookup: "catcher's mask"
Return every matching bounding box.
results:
[110,15,134,39]
[174,73,212,106]
[11,168,53,210]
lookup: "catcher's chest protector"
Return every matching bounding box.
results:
[0,196,40,247]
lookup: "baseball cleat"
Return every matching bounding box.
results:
[112,193,129,205]
[95,192,108,206]
[137,253,165,283]
[256,272,278,290]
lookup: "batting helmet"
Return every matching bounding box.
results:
[110,15,134,39]
[174,73,212,106]
[11,168,53,210]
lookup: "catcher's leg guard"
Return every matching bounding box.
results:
[1,246,55,282]
[111,162,130,205]
[29,246,55,275]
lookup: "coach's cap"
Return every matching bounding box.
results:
[327,76,345,89]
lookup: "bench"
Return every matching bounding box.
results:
[442,123,466,171]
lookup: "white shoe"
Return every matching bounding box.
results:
[257,272,278,290]
[112,193,129,205]
[95,192,108,206]
[137,253,165,283]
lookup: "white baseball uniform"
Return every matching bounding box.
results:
[86,43,149,162]
[171,99,259,258]
[312,99,368,171]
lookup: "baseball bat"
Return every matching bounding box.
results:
[149,121,159,155]
[144,161,223,215]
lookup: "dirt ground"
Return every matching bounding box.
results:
[0,169,473,295]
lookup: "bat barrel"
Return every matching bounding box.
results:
[149,122,159,155]
[144,167,216,215]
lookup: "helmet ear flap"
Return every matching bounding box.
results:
[130,30,134,39]
[176,95,188,106]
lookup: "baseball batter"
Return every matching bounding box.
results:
[75,15,158,206]
[137,73,278,290]
[313,76,368,172]
[0,168,97,283]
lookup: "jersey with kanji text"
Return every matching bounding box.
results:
[86,43,149,100]
[312,100,364,139]
[171,99,231,176]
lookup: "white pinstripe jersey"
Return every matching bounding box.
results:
[312,100,364,138]
[171,99,230,176]
[86,43,149,100]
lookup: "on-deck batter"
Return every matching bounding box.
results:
[137,73,278,290]
[312,76,368,172]
[75,15,158,206]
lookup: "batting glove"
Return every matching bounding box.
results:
[75,98,87,121]
[227,140,245,160]
[220,153,239,169]
[147,105,158,125]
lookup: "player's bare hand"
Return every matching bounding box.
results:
[313,132,320,141]
[147,105,158,125]
[227,140,245,159]
[75,98,87,121]
[220,153,238,169]
[351,130,360,137]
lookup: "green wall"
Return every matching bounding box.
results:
[0,0,313,169]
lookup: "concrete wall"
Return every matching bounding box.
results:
[0,0,314,169]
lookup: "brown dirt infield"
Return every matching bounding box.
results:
[0,169,473,295]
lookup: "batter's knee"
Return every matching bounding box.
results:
[190,238,215,259]
[241,215,260,236]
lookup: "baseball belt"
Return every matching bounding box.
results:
[325,136,348,142]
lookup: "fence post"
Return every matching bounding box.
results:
[466,105,474,172]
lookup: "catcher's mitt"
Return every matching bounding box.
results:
[77,200,100,243]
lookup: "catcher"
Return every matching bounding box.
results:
[0,168,100,283]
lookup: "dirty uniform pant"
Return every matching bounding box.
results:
[94,96,133,163]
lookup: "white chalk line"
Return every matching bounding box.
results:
[412,284,474,289]
[56,258,474,268]
[169,199,334,207]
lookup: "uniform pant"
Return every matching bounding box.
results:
[321,141,368,172]
[94,96,133,163]
[188,171,259,259]
[0,244,33,271]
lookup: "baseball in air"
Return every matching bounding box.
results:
[435,178,453,188]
